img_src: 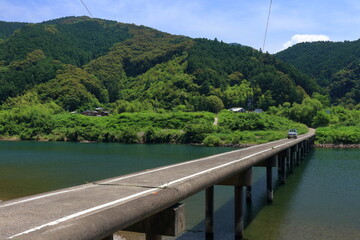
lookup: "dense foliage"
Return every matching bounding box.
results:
[0,95,307,145]
[276,39,360,106]
[268,97,360,128]
[202,110,307,146]
[0,16,320,113]
[315,126,360,144]
[187,39,318,106]
[0,21,27,39]
[268,97,360,144]
[0,17,132,65]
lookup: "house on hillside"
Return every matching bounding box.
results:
[81,110,98,116]
[229,107,245,113]
[81,109,110,117]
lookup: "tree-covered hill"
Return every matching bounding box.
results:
[0,21,27,39]
[276,39,360,106]
[0,16,320,111]
[0,16,132,65]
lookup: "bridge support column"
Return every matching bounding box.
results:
[303,142,306,159]
[218,169,252,240]
[254,156,277,203]
[302,142,305,159]
[291,149,296,172]
[298,144,302,162]
[307,140,309,155]
[246,186,252,203]
[146,234,162,240]
[302,141,306,156]
[279,154,286,184]
[101,235,113,240]
[266,156,276,203]
[124,203,185,240]
[287,149,293,174]
[235,186,244,240]
[295,144,299,166]
[205,186,214,240]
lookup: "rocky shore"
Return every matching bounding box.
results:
[220,143,256,148]
[314,144,360,148]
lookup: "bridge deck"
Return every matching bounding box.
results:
[0,130,314,240]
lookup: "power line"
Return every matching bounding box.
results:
[80,0,93,18]
[262,0,273,52]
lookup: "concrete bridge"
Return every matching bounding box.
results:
[0,129,315,240]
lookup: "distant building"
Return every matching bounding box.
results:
[254,109,263,113]
[81,110,98,116]
[229,107,245,113]
[81,108,109,117]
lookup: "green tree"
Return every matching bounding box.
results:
[312,110,331,128]
[222,80,253,108]
[257,90,275,110]
[35,65,107,110]
[206,95,224,113]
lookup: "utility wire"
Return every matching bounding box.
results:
[80,0,94,18]
[262,0,273,52]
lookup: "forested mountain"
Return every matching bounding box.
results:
[0,21,27,39]
[276,40,360,106]
[0,16,320,112]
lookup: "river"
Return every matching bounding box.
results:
[0,141,359,239]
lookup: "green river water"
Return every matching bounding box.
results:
[0,141,359,239]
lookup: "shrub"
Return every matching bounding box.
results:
[203,135,222,147]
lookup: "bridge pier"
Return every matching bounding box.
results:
[235,186,244,240]
[246,186,252,203]
[255,155,277,203]
[205,186,214,240]
[146,234,162,240]
[295,146,298,165]
[291,148,296,172]
[287,149,293,174]
[218,168,252,240]
[279,154,287,184]
[266,157,274,203]
[297,143,302,163]
[301,142,305,160]
[101,236,113,240]
[124,203,185,240]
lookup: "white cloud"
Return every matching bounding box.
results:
[282,34,330,49]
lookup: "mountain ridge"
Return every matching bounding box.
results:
[276,39,360,105]
[0,16,322,111]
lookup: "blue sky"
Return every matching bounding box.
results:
[1,0,359,53]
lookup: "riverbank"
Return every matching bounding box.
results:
[315,126,360,145]
[314,144,360,148]
[0,110,308,145]
[2,137,359,148]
